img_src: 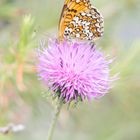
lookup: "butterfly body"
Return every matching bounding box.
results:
[59,0,104,41]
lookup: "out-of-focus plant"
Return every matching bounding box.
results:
[0,15,36,126]
[16,15,35,91]
[1,15,35,91]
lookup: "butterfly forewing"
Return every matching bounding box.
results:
[59,0,104,41]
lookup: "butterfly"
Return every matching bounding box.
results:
[59,0,104,41]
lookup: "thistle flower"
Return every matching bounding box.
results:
[37,38,113,103]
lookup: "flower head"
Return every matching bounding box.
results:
[37,38,112,103]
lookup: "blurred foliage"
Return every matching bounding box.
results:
[0,0,140,140]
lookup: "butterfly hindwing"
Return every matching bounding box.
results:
[64,6,104,40]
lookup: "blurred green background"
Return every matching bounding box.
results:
[0,0,140,140]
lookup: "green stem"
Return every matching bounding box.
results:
[47,99,63,140]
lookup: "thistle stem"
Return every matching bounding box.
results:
[47,99,63,140]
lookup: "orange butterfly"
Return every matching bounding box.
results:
[59,0,104,41]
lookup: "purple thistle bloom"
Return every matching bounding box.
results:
[37,38,113,102]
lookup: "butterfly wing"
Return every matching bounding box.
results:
[59,0,91,39]
[59,0,104,41]
[64,6,104,40]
